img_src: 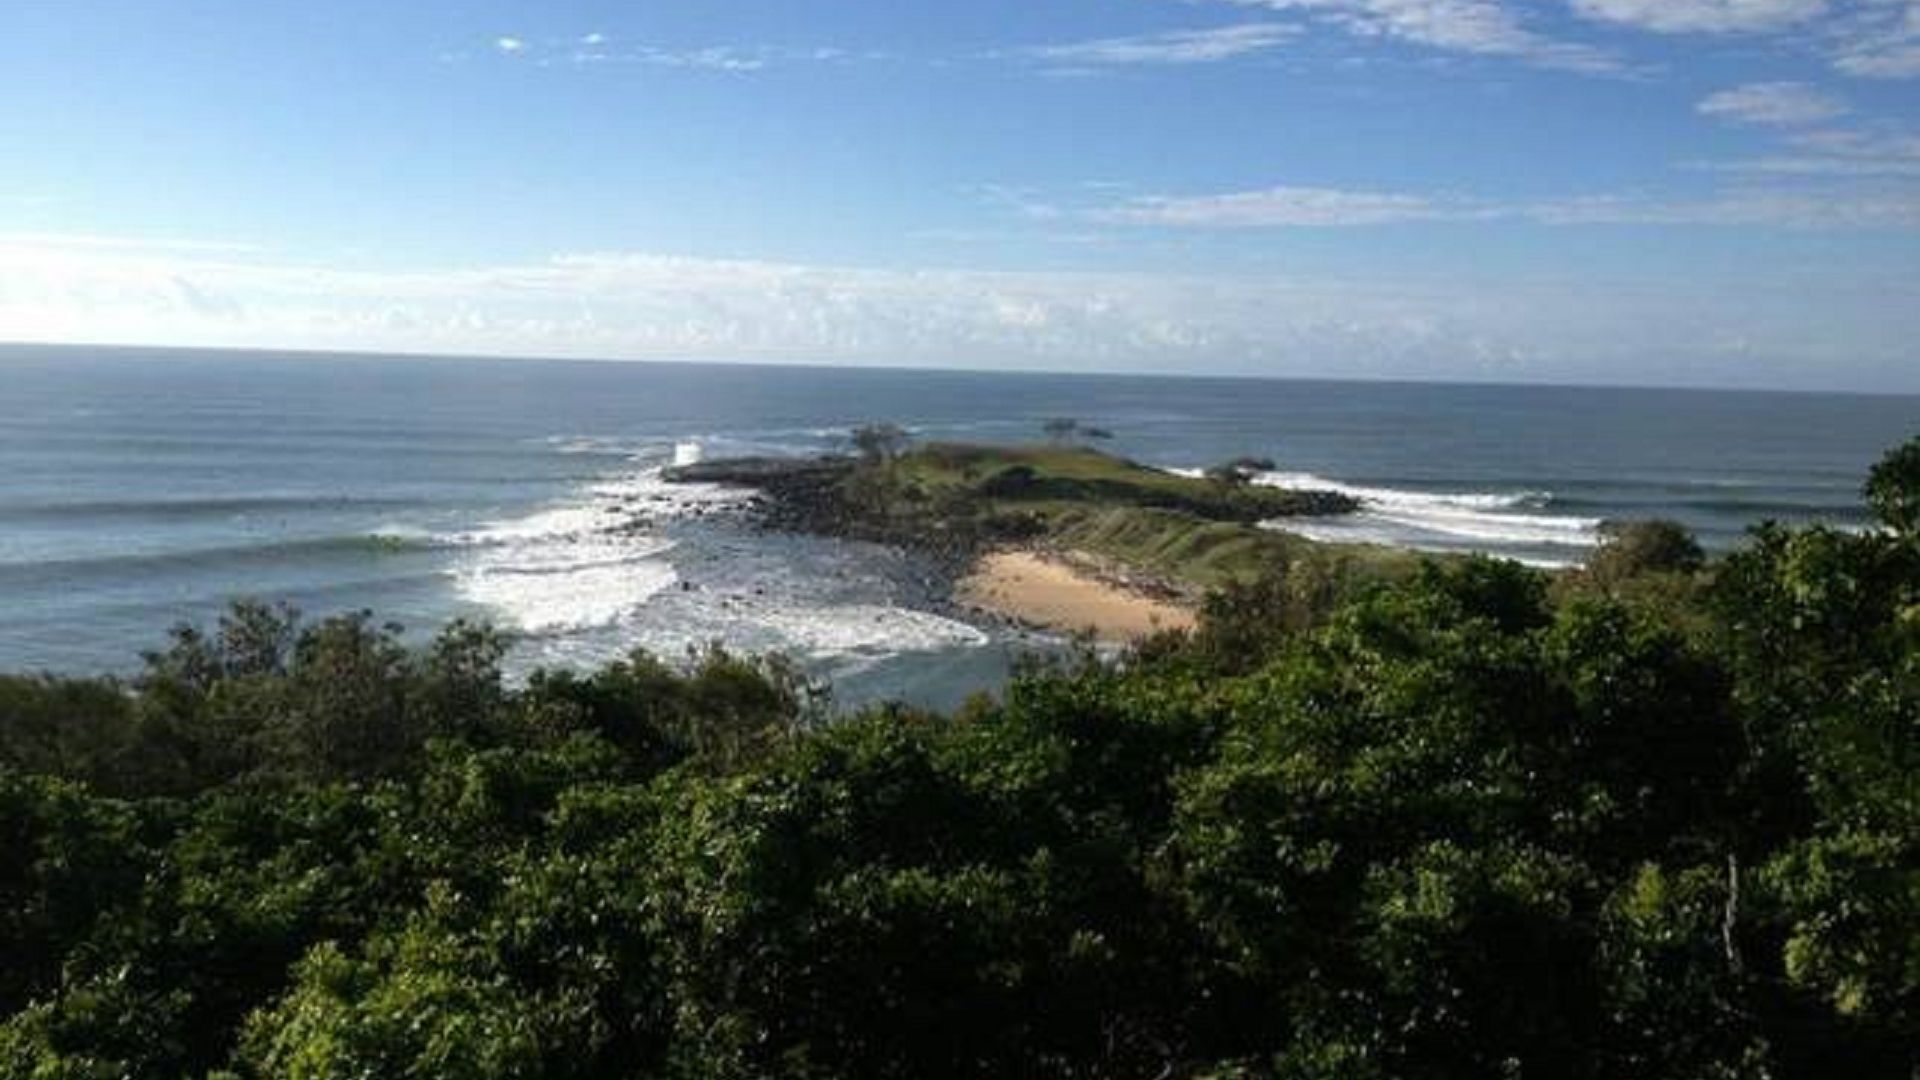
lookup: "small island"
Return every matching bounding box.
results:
[665,432,1368,641]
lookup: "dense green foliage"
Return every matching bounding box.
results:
[2,439,1915,1078]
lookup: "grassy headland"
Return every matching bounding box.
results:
[665,441,1394,591]
[666,440,1412,637]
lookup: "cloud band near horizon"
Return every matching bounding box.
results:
[2,236,1915,392]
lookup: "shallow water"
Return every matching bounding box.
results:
[3,344,1913,706]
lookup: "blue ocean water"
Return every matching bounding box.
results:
[2,344,1914,706]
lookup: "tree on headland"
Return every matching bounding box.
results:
[850,422,909,464]
[848,423,911,517]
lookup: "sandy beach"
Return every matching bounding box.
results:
[957,549,1197,642]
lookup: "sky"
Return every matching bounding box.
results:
[2,0,1918,391]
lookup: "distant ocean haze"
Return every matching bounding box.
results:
[1,344,1912,706]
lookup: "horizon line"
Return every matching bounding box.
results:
[2,337,1916,400]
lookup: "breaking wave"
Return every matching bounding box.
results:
[450,440,745,635]
[0,493,427,523]
[459,436,989,678]
[0,532,435,586]
[1171,467,1603,566]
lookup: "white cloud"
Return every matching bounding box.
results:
[1095,185,1455,226]
[1698,123,1920,175]
[1698,154,1920,176]
[1222,0,1623,72]
[1569,0,1920,77]
[1788,125,1920,157]
[1207,0,1920,79]
[1,238,1914,388]
[639,46,767,72]
[1830,0,1920,76]
[1835,42,1920,76]
[968,184,1067,221]
[1021,23,1300,66]
[482,34,831,72]
[0,242,1500,374]
[1698,81,1848,125]
[1088,181,1920,229]
[559,42,875,72]
[1569,0,1828,34]
[1524,189,1920,227]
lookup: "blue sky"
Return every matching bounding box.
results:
[3,0,1918,390]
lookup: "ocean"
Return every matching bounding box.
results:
[2,344,1913,707]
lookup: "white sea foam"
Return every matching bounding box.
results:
[1271,520,1579,568]
[1253,470,1558,515]
[455,433,1008,678]
[585,469,746,513]
[451,438,751,634]
[454,504,681,634]
[1162,464,1600,563]
[756,604,991,664]
[1259,465,1605,557]
[459,552,681,634]
[517,587,994,678]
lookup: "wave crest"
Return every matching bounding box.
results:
[1162,465,1602,562]
[454,440,752,635]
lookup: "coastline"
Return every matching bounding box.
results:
[956,547,1197,643]
[660,444,1350,644]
